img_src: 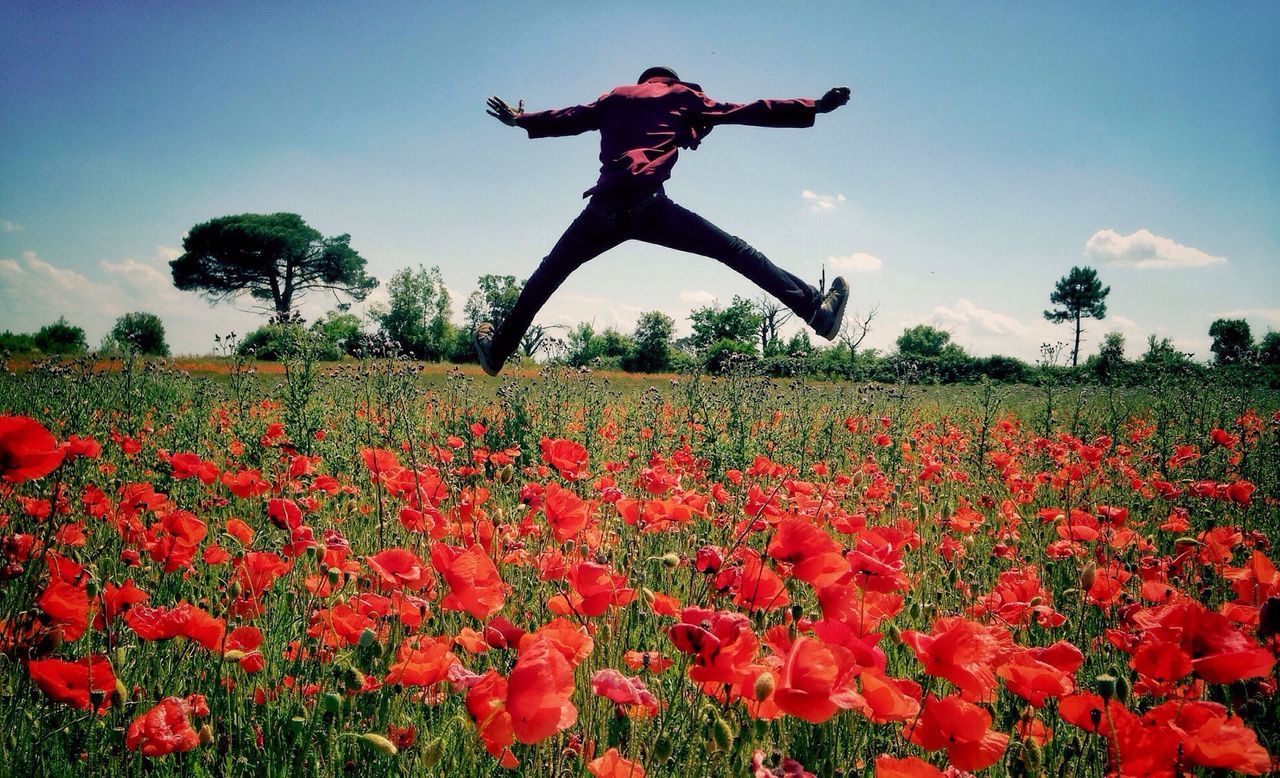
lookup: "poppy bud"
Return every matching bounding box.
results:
[114,679,127,708]
[1023,737,1043,771]
[886,624,902,643]
[653,735,672,761]
[1029,596,1042,607]
[358,628,377,648]
[359,732,398,756]
[1114,674,1130,703]
[320,692,343,715]
[498,464,514,484]
[115,647,128,666]
[85,579,99,597]
[710,717,733,752]
[223,650,247,662]
[789,604,804,621]
[753,672,776,701]
[306,544,320,559]
[1080,563,1097,591]
[658,552,680,568]
[421,737,444,768]
[198,723,214,745]
[909,600,922,620]
[1096,673,1116,701]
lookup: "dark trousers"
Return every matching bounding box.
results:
[491,187,820,361]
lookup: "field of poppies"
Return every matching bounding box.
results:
[0,356,1277,777]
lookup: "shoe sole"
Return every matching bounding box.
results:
[472,329,501,377]
[817,277,850,341]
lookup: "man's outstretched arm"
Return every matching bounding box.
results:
[698,86,851,128]
[487,94,601,138]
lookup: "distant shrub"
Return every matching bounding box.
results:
[109,312,169,356]
[0,331,37,354]
[33,317,87,355]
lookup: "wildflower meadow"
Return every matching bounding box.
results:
[0,355,1276,777]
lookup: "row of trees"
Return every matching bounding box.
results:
[6,213,1276,383]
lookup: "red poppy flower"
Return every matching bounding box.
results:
[430,543,506,620]
[0,415,64,483]
[385,635,457,687]
[540,437,588,480]
[766,518,849,589]
[669,607,760,686]
[873,755,944,778]
[465,670,518,767]
[366,548,433,592]
[591,669,659,715]
[901,617,1007,701]
[543,482,590,542]
[27,655,116,713]
[507,635,578,744]
[588,747,646,778]
[124,602,226,651]
[903,693,1008,771]
[1144,699,1270,775]
[774,636,867,723]
[859,670,921,723]
[125,697,201,757]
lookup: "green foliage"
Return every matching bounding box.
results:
[171,212,377,318]
[1259,331,1280,366]
[33,317,87,355]
[310,310,374,358]
[374,265,453,360]
[895,324,965,360]
[1043,265,1110,366]
[702,338,757,374]
[0,330,37,354]
[623,311,676,373]
[463,274,523,327]
[1208,317,1254,365]
[238,322,343,361]
[565,323,633,368]
[689,296,761,353]
[108,311,169,356]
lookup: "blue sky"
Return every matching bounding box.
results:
[1,1,1276,359]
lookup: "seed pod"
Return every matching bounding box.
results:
[85,579,100,597]
[358,628,378,648]
[327,567,342,586]
[359,733,398,756]
[287,716,307,736]
[421,737,444,768]
[1096,673,1116,701]
[320,692,343,715]
[753,672,776,702]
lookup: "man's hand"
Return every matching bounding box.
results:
[816,86,851,114]
[486,96,524,126]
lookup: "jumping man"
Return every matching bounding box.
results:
[473,66,853,376]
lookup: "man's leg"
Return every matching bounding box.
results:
[633,196,821,321]
[487,205,624,365]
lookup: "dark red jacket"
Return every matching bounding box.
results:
[515,76,817,197]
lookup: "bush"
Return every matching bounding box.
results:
[0,331,37,354]
[109,312,169,356]
[237,323,341,361]
[34,317,87,355]
[702,338,757,374]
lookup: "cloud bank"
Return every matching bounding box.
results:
[1085,228,1226,269]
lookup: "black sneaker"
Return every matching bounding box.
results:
[473,322,503,377]
[806,276,850,341]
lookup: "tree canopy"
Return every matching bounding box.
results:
[109,312,169,356]
[1208,318,1254,365]
[374,265,453,360]
[171,213,377,319]
[1044,265,1109,367]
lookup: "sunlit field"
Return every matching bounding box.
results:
[1,356,1276,777]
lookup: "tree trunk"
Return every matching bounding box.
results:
[1073,313,1082,367]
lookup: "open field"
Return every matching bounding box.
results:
[1,357,1277,776]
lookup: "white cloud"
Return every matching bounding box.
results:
[0,220,22,232]
[1085,228,1226,269]
[1215,308,1280,328]
[678,289,717,305]
[828,252,883,273]
[801,189,846,212]
[930,298,1031,338]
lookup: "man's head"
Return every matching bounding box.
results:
[637,66,679,84]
